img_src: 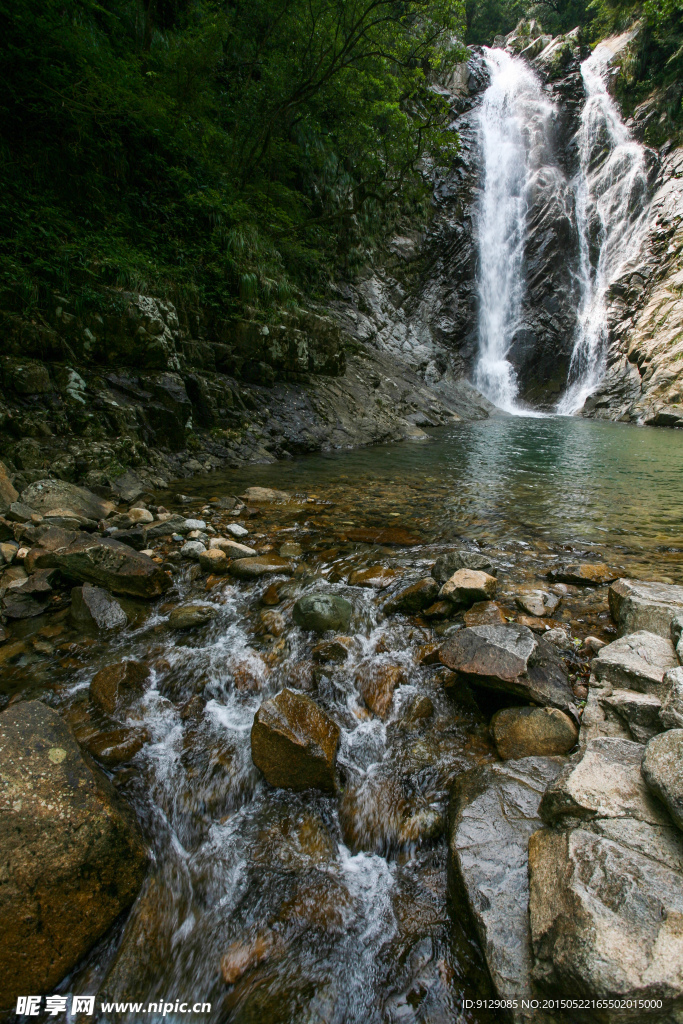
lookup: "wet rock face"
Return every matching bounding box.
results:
[592,630,678,699]
[91,660,151,716]
[168,604,217,630]
[642,730,683,830]
[529,826,683,1011]
[491,706,578,759]
[383,577,439,614]
[0,701,147,1010]
[609,578,683,638]
[439,623,574,711]
[251,688,340,792]
[70,583,127,630]
[448,757,565,1008]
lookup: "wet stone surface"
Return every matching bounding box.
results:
[3,417,683,1022]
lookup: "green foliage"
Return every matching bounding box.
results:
[0,0,465,318]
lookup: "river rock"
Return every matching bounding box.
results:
[0,701,147,1010]
[491,707,578,759]
[515,589,560,617]
[599,688,663,743]
[229,555,292,579]
[383,577,439,613]
[241,486,290,503]
[1,591,49,619]
[292,593,353,631]
[198,548,228,573]
[463,601,506,626]
[356,664,407,718]
[145,514,189,539]
[660,667,683,729]
[439,569,497,605]
[0,460,18,513]
[348,565,400,589]
[70,583,128,630]
[546,563,615,586]
[591,630,678,699]
[433,550,497,582]
[83,726,148,766]
[21,478,115,521]
[439,624,574,711]
[609,578,683,638]
[180,540,206,559]
[642,730,683,830]
[279,542,302,558]
[30,532,171,598]
[251,688,340,792]
[448,757,564,1011]
[168,604,218,630]
[529,824,683,1014]
[90,660,151,715]
[226,522,249,538]
[312,637,355,664]
[539,737,672,828]
[209,537,256,558]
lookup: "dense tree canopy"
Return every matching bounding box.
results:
[0,0,464,317]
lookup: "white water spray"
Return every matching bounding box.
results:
[474,48,557,413]
[558,38,650,414]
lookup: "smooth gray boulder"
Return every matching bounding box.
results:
[439,623,575,712]
[660,667,683,729]
[529,824,683,1015]
[609,578,683,638]
[642,730,683,830]
[70,583,127,630]
[599,689,663,744]
[592,630,677,700]
[292,594,353,632]
[540,737,673,828]
[21,478,115,521]
[0,701,147,1010]
[448,757,564,1013]
[433,550,497,582]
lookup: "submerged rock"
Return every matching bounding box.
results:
[642,730,683,830]
[439,624,574,711]
[609,578,683,638]
[168,604,218,630]
[312,637,354,664]
[70,583,127,630]
[229,555,292,579]
[491,706,578,759]
[0,701,147,1010]
[546,563,615,586]
[383,577,439,613]
[356,663,407,719]
[463,601,506,626]
[448,757,564,1010]
[348,565,400,589]
[292,593,353,632]
[592,630,677,699]
[433,550,497,582]
[90,660,151,716]
[251,688,340,792]
[83,726,148,766]
[241,486,290,503]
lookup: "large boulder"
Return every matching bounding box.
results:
[20,479,115,521]
[642,730,683,830]
[439,624,575,711]
[591,631,678,700]
[609,578,683,638]
[70,583,127,630]
[491,707,578,759]
[292,594,353,632]
[539,737,672,828]
[529,825,683,1015]
[251,688,340,792]
[29,532,171,598]
[0,701,147,1010]
[448,757,565,1014]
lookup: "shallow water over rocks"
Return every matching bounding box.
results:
[4,415,683,1023]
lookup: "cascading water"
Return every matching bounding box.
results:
[474,49,558,413]
[558,39,650,414]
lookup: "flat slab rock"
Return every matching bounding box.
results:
[439,623,575,712]
[448,757,565,1013]
[642,729,683,831]
[0,701,147,1010]
[30,530,170,598]
[609,578,683,638]
[529,823,683,1015]
[592,630,678,700]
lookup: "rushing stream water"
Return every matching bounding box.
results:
[7,416,683,1024]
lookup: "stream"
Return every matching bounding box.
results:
[6,415,683,1024]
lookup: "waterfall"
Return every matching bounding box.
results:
[558,41,650,414]
[474,49,557,414]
